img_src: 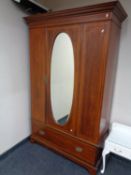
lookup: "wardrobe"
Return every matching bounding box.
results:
[25,1,127,175]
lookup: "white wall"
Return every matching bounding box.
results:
[40,0,131,127]
[0,0,30,155]
[111,0,131,126]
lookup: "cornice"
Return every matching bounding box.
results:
[25,1,127,25]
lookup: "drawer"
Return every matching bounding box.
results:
[37,128,101,165]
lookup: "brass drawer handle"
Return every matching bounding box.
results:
[39,130,45,136]
[75,147,83,153]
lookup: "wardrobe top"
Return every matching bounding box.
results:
[25,1,127,25]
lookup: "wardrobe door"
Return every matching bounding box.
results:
[45,25,81,135]
[77,22,110,144]
[30,28,46,125]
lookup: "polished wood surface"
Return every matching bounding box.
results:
[36,127,100,165]
[25,1,127,175]
[99,21,121,141]
[29,28,46,123]
[77,21,111,144]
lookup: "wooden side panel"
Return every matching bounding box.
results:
[30,28,46,124]
[99,21,121,139]
[77,22,110,144]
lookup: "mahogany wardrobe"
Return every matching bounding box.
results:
[25,1,127,175]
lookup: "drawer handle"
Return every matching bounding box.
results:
[75,147,83,153]
[39,130,45,136]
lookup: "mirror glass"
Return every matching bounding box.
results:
[51,33,74,125]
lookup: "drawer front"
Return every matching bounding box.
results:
[37,128,100,165]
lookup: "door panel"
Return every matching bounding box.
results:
[30,28,46,123]
[45,25,81,135]
[77,22,110,143]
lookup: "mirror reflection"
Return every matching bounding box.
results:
[51,33,74,125]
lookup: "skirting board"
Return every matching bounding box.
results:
[0,137,30,161]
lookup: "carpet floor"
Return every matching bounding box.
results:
[0,141,131,175]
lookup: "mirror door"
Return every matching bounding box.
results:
[45,25,81,134]
[50,32,74,126]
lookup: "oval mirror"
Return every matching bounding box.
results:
[51,33,74,125]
